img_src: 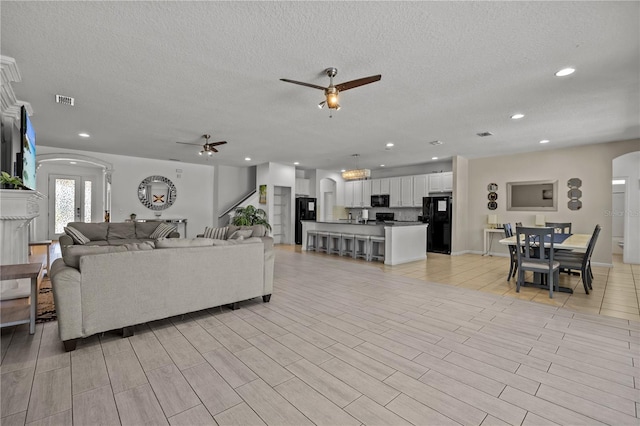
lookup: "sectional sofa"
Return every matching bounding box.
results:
[50,230,274,351]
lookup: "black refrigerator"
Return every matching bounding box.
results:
[295,197,317,244]
[423,196,452,254]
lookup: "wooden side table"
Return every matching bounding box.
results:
[0,263,43,334]
[29,240,52,276]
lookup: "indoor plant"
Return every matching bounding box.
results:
[232,205,271,231]
[0,171,27,189]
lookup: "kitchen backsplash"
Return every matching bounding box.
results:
[347,207,422,221]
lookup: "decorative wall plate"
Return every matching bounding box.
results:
[568,199,582,210]
[488,201,498,210]
[567,178,582,188]
[488,192,498,201]
[487,183,498,192]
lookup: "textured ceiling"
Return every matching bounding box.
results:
[1,1,638,171]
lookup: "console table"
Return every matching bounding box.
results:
[134,218,188,238]
[0,263,43,334]
[483,228,505,255]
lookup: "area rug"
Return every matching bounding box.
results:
[37,278,56,323]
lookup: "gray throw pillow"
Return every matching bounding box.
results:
[228,229,254,240]
[64,227,90,245]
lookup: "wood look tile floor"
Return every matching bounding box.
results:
[1,244,639,425]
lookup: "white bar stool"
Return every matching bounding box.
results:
[316,232,329,253]
[328,233,342,255]
[340,234,355,257]
[369,236,385,262]
[354,235,369,260]
[306,230,318,251]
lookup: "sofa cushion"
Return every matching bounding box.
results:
[107,238,152,246]
[150,223,176,239]
[229,229,254,240]
[67,222,109,241]
[203,226,229,240]
[155,238,215,248]
[85,241,109,246]
[64,227,90,245]
[122,241,156,251]
[108,222,136,240]
[63,245,128,269]
[135,222,162,239]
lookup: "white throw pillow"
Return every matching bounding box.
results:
[150,223,176,239]
[64,226,90,245]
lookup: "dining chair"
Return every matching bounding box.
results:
[503,223,518,281]
[515,226,560,298]
[554,224,601,294]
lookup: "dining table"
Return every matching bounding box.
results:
[499,232,592,294]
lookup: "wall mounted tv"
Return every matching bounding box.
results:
[16,105,36,190]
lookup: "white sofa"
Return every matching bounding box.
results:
[50,237,274,351]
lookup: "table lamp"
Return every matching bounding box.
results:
[487,214,498,229]
[535,214,546,226]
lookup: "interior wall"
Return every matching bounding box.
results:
[216,164,256,219]
[256,162,295,241]
[466,139,640,265]
[37,146,214,239]
[613,151,640,264]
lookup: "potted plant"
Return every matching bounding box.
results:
[232,205,272,232]
[0,171,27,189]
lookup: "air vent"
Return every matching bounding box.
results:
[55,95,75,106]
[476,131,493,137]
[429,140,443,146]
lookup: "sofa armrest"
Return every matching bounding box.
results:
[168,232,180,238]
[49,259,83,341]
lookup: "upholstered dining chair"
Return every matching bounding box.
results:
[554,224,601,294]
[515,226,560,298]
[503,223,518,281]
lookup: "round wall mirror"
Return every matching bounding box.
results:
[138,175,177,210]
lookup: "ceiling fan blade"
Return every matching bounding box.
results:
[208,141,227,146]
[176,141,204,146]
[335,75,381,92]
[210,147,218,153]
[280,79,327,91]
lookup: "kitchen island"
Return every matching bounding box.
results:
[301,220,427,266]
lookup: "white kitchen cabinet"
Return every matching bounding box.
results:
[371,179,381,195]
[389,177,401,207]
[344,181,355,207]
[295,178,310,195]
[428,172,453,193]
[412,174,428,206]
[400,176,413,206]
[379,178,390,194]
[345,180,372,207]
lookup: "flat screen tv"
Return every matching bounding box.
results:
[17,105,36,190]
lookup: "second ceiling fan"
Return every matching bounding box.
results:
[281,67,381,115]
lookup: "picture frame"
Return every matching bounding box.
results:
[259,184,267,204]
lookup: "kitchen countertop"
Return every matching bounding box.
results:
[305,220,425,227]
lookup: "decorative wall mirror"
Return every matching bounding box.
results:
[506,179,558,211]
[138,175,177,210]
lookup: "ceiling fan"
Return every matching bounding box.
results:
[176,134,227,156]
[281,68,381,116]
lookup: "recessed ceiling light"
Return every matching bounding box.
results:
[510,113,525,120]
[78,133,90,138]
[555,67,575,77]
[380,164,385,167]
[244,157,251,161]
[294,162,300,165]
[70,161,77,165]
[385,143,394,147]
[539,139,550,144]
[432,157,438,160]
[341,169,346,173]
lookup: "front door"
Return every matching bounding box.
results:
[48,174,94,239]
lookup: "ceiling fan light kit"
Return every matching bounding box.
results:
[176,134,227,157]
[281,67,380,116]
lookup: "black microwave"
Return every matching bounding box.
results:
[371,194,390,207]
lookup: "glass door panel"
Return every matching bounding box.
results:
[49,175,95,239]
